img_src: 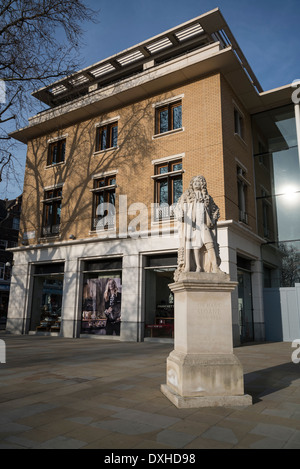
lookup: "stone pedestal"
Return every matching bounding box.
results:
[161,272,252,408]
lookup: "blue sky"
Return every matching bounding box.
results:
[2,0,300,199]
[80,0,300,91]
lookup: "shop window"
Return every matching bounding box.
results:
[237,256,254,343]
[153,160,183,220]
[91,175,116,231]
[155,100,182,135]
[42,187,62,237]
[30,263,65,334]
[144,254,177,339]
[47,138,66,165]
[81,258,122,337]
[96,122,118,151]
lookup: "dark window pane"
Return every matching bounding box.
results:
[52,145,58,163]
[60,141,66,162]
[172,162,182,171]
[34,263,65,275]
[101,128,107,150]
[84,258,122,272]
[173,105,182,129]
[147,254,177,268]
[159,180,168,204]
[96,193,104,205]
[159,166,168,174]
[159,109,169,133]
[111,125,118,147]
[173,178,182,203]
[109,191,115,206]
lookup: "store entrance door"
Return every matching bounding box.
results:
[238,269,254,343]
[144,254,177,340]
[30,263,64,334]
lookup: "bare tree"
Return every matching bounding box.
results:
[0,0,97,190]
[280,242,300,287]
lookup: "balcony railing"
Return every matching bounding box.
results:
[42,224,60,237]
[153,204,176,222]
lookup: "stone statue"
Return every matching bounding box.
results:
[174,175,222,280]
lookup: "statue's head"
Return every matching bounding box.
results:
[189,175,207,192]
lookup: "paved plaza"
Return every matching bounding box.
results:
[0,333,300,449]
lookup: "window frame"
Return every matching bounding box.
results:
[237,165,250,224]
[234,108,245,140]
[91,175,117,231]
[42,187,63,237]
[153,159,183,220]
[155,100,182,135]
[96,122,118,152]
[47,138,66,166]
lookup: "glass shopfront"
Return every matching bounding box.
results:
[237,257,254,343]
[30,263,64,333]
[81,258,122,336]
[252,104,300,287]
[144,254,177,339]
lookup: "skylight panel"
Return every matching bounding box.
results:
[51,85,68,95]
[116,50,145,66]
[146,37,173,54]
[175,23,204,41]
[90,63,116,77]
[69,75,89,87]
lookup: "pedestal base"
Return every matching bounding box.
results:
[161,272,252,408]
[161,384,252,409]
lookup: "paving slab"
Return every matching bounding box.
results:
[0,333,300,449]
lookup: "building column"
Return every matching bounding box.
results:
[6,251,31,335]
[120,253,140,341]
[60,258,80,338]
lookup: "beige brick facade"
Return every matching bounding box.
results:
[20,72,256,245]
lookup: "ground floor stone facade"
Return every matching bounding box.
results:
[7,220,266,346]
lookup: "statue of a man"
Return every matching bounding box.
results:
[175,175,222,278]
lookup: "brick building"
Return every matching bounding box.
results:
[7,9,300,343]
[0,196,22,328]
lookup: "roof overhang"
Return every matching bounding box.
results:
[10,42,264,144]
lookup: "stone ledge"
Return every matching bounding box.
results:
[170,271,237,293]
[161,384,252,409]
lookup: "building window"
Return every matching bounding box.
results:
[0,263,5,280]
[234,108,244,140]
[155,101,182,135]
[91,175,116,231]
[96,122,118,151]
[237,166,249,224]
[47,139,66,165]
[0,240,8,250]
[12,217,20,231]
[42,187,62,237]
[153,160,183,220]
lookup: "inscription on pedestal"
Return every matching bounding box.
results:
[197,304,221,320]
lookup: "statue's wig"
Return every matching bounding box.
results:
[188,175,207,192]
